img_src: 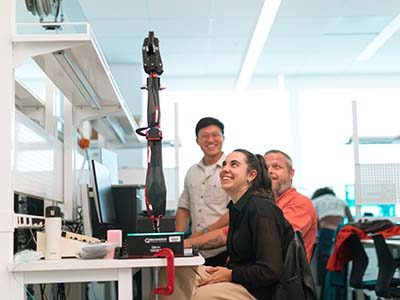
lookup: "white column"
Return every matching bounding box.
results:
[287,86,305,189]
[0,0,16,296]
[352,101,362,220]
[64,99,74,220]
[45,77,56,135]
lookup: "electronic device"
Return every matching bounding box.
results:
[90,159,117,224]
[82,160,147,243]
[61,231,101,243]
[37,231,101,258]
[81,182,143,241]
[15,213,44,229]
[112,184,142,235]
[126,232,183,257]
[14,193,45,254]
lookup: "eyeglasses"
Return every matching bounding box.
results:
[198,133,223,140]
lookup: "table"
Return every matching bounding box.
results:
[9,255,204,300]
[362,236,400,246]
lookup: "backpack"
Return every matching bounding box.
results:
[273,231,318,300]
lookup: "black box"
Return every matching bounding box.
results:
[112,185,142,236]
[127,232,184,257]
[137,216,175,233]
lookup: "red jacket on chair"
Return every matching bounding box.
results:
[326,221,400,272]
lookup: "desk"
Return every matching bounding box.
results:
[362,237,400,246]
[9,255,204,300]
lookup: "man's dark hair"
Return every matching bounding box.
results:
[311,187,336,199]
[195,117,224,137]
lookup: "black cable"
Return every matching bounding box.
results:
[85,283,90,300]
[40,283,48,300]
[57,283,65,300]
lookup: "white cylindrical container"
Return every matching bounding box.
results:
[45,206,62,260]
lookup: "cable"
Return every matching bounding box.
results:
[90,283,99,300]
[40,283,48,300]
[64,283,70,300]
[10,266,36,300]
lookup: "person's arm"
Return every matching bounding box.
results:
[191,210,229,237]
[175,207,190,232]
[184,227,228,249]
[209,210,229,231]
[345,206,354,222]
[175,172,191,232]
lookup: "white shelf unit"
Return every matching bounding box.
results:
[14,79,46,126]
[15,79,45,108]
[351,101,400,222]
[11,22,145,220]
[13,22,141,144]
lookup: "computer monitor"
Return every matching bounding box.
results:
[82,161,143,240]
[90,159,117,224]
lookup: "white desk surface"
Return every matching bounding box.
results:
[9,255,204,300]
[9,255,204,272]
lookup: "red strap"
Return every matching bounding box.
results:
[153,248,175,295]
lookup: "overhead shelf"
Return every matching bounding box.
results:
[15,79,45,109]
[15,79,46,126]
[13,22,143,144]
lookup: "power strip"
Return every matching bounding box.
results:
[61,231,100,244]
[15,213,45,229]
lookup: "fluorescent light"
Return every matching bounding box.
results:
[356,12,400,61]
[346,136,400,144]
[236,0,282,91]
[53,50,102,109]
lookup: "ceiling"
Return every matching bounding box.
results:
[71,0,400,91]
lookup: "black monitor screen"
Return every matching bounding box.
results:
[90,160,117,224]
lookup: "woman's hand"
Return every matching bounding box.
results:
[198,267,232,286]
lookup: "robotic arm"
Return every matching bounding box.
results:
[136,32,166,232]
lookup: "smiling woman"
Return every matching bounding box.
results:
[220,149,274,203]
[158,149,294,300]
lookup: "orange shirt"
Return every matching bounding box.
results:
[222,188,318,262]
[276,188,318,262]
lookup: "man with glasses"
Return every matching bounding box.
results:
[175,117,229,266]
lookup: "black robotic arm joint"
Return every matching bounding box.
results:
[142,31,164,76]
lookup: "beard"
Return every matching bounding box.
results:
[273,181,291,197]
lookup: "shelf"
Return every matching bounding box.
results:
[15,79,45,108]
[13,22,142,144]
[15,79,46,126]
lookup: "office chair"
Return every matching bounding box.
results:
[346,234,377,292]
[372,234,400,299]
